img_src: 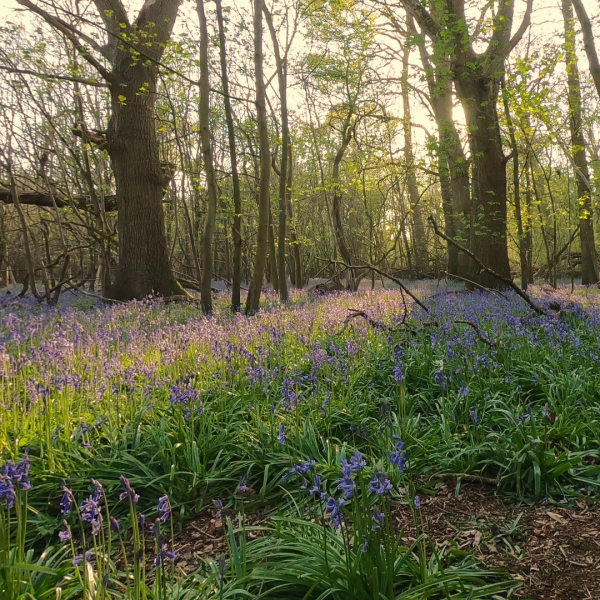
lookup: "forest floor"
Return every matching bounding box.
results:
[172,481,600,600]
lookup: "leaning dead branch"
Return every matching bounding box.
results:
[428,216,547,315]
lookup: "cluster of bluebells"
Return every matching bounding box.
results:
[0,451,32,509]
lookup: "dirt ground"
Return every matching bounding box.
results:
[173,485,599,599]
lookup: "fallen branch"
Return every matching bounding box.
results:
[428,217,546,315]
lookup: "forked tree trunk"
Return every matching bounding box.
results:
[561,0,599,284]
[264,4,289,301]
[408,13,471,280]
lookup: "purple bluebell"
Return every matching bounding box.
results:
[325,496,345,529]
[336,475,356,500]
[157,495,171,522]
[119,475,140,504]
[278,424,286,444]
[369,473,393,496]
[371,509,385,531]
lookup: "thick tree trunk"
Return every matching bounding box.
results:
[455,76,512,288]
[106,85,185,300]
[197,0,218,313]
[97,0,186,300]
[562,0,599,284]
[246,0,270,314]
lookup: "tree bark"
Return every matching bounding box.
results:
[571,0,600,101]
[401,45,428,275]
[454,75,512,287]
[246,0,271,314]
[102,0,185,300]
[501,79,531,289]
[561,0,599,284]
[332,121,357,290]
[263,4,289,301]
[215,0,243,312]
[286,146,303,288]
[197,0,218,313]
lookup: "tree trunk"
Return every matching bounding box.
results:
[263,4,289,301]
[571,0,600,101]
[455,76,512,287]
[401,46,428,275]
[197,0,218,313]
[215,0,243,312]
[561,0,599,284]
[246,0,270,314]
[96,0,186,300]
[332,123,357,290]
[501,79,530,289]
[268,209,279,292]
[286,145,304,288]
[408,11,471,279]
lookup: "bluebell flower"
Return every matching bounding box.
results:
[340,450,366,477]
[388,449,406,472]
[469,410,481,424]
[371,509,385,531]
[336,475,356,500]
[58,526,71,542]
[110,517,121,532]
[119,475,140,504]
[157,495,171,522]
[414,495,421,509]
[360,538,369,553]
[155,544,177,568]
[369,473,392,496]
[59,482,72,514]
[283,459,316,481]
[278,424,286,444]
[325,496,345,529]
[309,474,326,499]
